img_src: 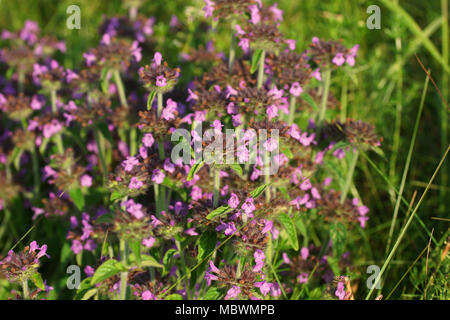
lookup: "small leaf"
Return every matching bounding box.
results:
[278,213,299,250]
[330,222,347,258]
[100,68,110,94]
[69,186,85,211]
[250,183,270,199]
[94,213,114,225]
[31,273,45,290]
[91,259,127,285]
[162,249,177,275]
[198,231,217,263]
[206,205,232,220]
[202,287,221,300]
[281,146,293,159]
[110,191,126,202]
[300,92,319,111]
[229,163,243,177]
[187,161,204,181]
[129,240,142,266]
[147,91,157,110]
[140,254,163,268]
[81,288,98,300]
[251,49,263,74]
[165,293,183,300]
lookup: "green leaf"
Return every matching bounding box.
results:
[251,49,263,74]
[147,91,157,110]
[94,213,114,225]
[202,287,221,300]
[162,248,177,275]
[81,288,98,300]
[229,163,243,177]
[110,191,126,202]
[96,122,113,144]
[326,256,341,276]
[91,259,127,285]
[278,213,299,251]
[300,92,319,111]
[187,161,204,181]
[100,68,110,94]
[206,205,232,220]
[31,273,45,290]
[198,231,217,263]
[250,183,270,199]
[330,222,347,258]
[281,146,293,159]
[129,240,142,266]
[165,293,183,300]
[140,254,163,268]
[69,186,85,211]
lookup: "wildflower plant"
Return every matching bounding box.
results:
[0,0,446,303]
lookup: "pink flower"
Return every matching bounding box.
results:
[71,240,83,254]
[335,281,346,300]
[153,52,162,66]
[332,52,345,66]
[311,68,322,81]
[238,38,250,52]
[228,193,240,208]
[122,156,139,172]
[80,174,92,187]
[301,247,309,260]
[156,75,167,87]
[142,237,155,248]
[142,133,154,148]
[241,197,255,216]
[142,290,156,300]
[254,281,272,296]
[289,82,303,97]
[129,177,144,189]
[203,0,215,18]
[152,169,165,184]
[225,286,241,300]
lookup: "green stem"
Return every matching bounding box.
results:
[440,0,448,216]
[339,75,348,123]
[18,68,25,93]
[119,239,128,300]
[366,146,449,300]
[257,50,266,89]
[93,126,108,179]
[340,149,359,204]
[176,240,190,299]
[22,279,29,299]
[318,68,331,127]
[113,69,128,108]
[157,92,163,118]
[288,95,296,125]
[265,149,271,203]
[385,74,429,255]
[31,148,40,196]
[213,166,220,208]
[228,20,236,72]
[50,89,64,154]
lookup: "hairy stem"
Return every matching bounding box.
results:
[318,68,331,127]
[22,279,29,299]
[228,20,236,72]
[213,166,220,208]
[257,50,266,89]
[288,95,296,125]
[93,126,108,179]
[340,149,359,204]
[50,89,64,154]
[119,238,128,300]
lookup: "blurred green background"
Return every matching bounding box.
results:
[0,0,448,299]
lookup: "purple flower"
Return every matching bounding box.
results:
[153,52,162,66]
[241,197,255,216]
[289,82,303,97]
[80,174,92,187]
[71,240,83,254]
[128,177,144,190]
[335,281,346,300]
[123,199,145,219]
[142,133,154,148]
[142,237,155,248]
[228,193,240,209]
[254,281,272,296]
[332,52,345,66]
[156,75,167,87]
[142,290,156,300]
[84,265,95,277]
[122,156,139,172]
[301,247,309,260]
[152,169,165,184]
[225,286,241,300]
